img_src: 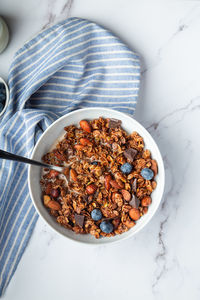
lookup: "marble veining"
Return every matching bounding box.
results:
[42,0,74,29]
[147,97,200,131]
[142,3,200,75]
[1,1,200,299]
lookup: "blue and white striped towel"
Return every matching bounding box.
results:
[0,17,140,295]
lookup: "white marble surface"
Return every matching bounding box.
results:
[1,0,200,299]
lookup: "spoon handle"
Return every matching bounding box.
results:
[0,149,63,172]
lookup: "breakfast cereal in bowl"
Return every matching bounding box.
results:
[40,117,158,239]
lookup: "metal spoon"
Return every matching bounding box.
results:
[0,149,64,172]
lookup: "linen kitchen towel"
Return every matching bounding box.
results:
[0,17,140,295]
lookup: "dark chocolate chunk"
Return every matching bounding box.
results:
[124,148,138,162]
[74,214,85,227]
[129,194,140,209]
[132,178,137,193]
[108,118,122,128]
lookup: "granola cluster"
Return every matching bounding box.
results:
[40,117,158,238]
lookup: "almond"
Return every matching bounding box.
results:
[152,181,157,189]
[151,160,158,176]
[110,180,121,189]
[80,120,92,133]
[121,189,131,201]
[129,208,140,220]
[48,200,61,210]
[80,138,93,146]
[74,144,85,151]
[141,196,152,207]
[70,169,78,181]
[105,174,112,191]
[86,184,97,195]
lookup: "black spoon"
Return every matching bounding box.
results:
[0,149,64,172]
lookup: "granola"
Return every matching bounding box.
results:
[40,117,158,238]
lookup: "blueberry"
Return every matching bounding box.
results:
[0,102,4,112]
[91,209,102,221]
[100,221,114,233]
[141,168,154,180]
[120,162,133,174]
[91,161,98,165]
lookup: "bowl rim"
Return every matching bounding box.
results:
[0,77,9,118]
[28,107,165,245]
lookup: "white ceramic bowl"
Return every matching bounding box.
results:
[28,108,165,244]
[0,77,9,118]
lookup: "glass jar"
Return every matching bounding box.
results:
[0,16,9,54]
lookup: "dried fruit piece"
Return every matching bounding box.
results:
[50,189,59,198]
[80,120,92,133]
[121,189,131,201]
[43,195,51,206]
[70,169,78,181]
[74,144,85,150]
[105,174,112,191]
[141,196,152,207]
[80,138,93,146]
[112,218,120,230]
[129,208,140,220]
[86,184,97,195]
[151,160,158,176]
